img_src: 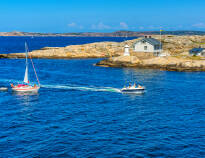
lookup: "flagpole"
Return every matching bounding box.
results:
[160,29,162,55]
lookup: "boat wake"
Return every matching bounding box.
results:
[41,84,121,93]
[0,79,121,93]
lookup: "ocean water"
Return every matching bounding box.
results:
[0,37,205,157]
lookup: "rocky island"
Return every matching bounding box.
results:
[1,35,205,71]
[0,41,123,59]
[96,35,205,71]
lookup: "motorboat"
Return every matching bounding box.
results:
[121,83,145,93]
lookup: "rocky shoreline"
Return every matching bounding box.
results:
[96,56,205,72]
[0,42,122,59]
[1,35,205,71]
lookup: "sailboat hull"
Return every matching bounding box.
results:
[12,86,40,92]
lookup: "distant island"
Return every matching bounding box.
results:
[1,30,205,37]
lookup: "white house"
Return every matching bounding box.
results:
[133,36,162,56]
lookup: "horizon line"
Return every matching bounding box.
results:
[1,30,205,34]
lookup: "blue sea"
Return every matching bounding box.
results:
[0,37,205,157]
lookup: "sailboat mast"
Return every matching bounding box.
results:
[25,42,28,67]
[23,42,29,84]
[24,42,40,87]
[131,56,134,83]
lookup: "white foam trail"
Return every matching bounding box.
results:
[0,79,121,93]
[0,79,21,84]
[41,84,121,93]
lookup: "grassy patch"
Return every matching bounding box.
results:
[192,41,205,45]
[187,56,202,60]
[175,55,203,60]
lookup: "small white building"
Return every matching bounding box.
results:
[133,36,162,56]
[189,47,205,56]
[124,44,130,56]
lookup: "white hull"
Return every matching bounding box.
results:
[121,87,145,93]
[12,86,40,92]
[0,87,8,91]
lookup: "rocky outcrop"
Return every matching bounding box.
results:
[97,56,142,67]
[0,42,124,59]
[96,56,205,71]
[0,54,8,58]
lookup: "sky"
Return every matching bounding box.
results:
[0,0,205,33]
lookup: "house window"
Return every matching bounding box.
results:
[154,45,159,50]
[144,46,147,50]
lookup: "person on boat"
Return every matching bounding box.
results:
[133,83,136,88]
[10,83,14,88]
[34,84,36,88]
[128,83,131,88]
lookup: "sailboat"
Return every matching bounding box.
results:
[11,42,40,92]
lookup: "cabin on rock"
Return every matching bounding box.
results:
[133,36,162,56]
[189,47,205,56]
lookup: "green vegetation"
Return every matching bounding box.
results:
[188,56,204,60]
[192,41,205,45]
[175,54,204,60]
